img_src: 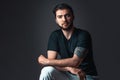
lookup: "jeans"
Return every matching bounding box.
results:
[39,66,99,80]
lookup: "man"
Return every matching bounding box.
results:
[38,3,98,80]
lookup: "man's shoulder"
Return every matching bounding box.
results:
[75,28,90,35]
[50,29,61,37]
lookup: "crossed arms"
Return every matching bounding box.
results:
[38,48,88,80]
[38,51,83,67]
[38,46,88,68]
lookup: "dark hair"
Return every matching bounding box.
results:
[53,3,74,16]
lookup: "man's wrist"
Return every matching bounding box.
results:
[46,59,50,65]
[65,67,72,71]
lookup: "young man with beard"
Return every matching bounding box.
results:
[38,3,99,80]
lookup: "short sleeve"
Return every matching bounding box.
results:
[77,31,91,48]
[47,31,59,51]
[74,31,91,58]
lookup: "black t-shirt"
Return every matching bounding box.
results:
[47,28,98,76]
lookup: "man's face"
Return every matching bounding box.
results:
[55,9,74,30]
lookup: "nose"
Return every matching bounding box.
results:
[62,16,67,21]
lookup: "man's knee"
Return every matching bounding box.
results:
[41,66,55,74]
[40,66,56,77]
[39,66,56,80]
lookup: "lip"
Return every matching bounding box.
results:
[62,23,68,26]
[62,22,68,25]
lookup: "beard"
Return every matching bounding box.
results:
[59,22,73,31]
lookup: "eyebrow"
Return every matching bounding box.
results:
[56,13,71,17]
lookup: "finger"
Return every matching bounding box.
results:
[77,74,85,80]
[78,71,86,80]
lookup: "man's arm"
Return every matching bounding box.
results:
[38,54,82,67]
[46,50,73,71]
[47,50,58,59]
[38,50,81,71]
[38,50,86,79]
[38,47,88,67]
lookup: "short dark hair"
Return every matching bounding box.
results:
[53,3,74,16]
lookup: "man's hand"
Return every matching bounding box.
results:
[38,55,49,65]
[67,67,86,80]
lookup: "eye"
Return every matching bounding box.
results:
[57,15,62,19]
[65,14,71,18]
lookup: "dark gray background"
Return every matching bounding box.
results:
[0,0,120,80]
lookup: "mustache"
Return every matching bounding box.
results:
[62,22,68,25]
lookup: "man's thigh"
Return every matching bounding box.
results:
[39,66,71,80]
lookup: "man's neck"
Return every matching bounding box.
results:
[62,26,75,40]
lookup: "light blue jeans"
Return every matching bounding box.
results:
[39,66,99,80]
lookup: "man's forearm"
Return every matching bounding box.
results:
[47,57,80,67]
[38,55,82,67]
[55,66,71,71]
